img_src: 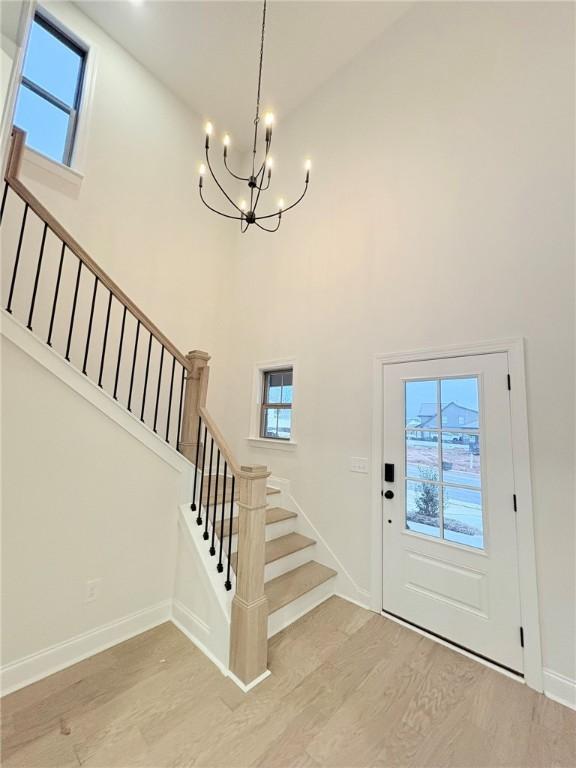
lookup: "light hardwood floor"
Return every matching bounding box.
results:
[1,597,574,768]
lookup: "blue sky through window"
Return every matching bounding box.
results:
[13,16,84,165]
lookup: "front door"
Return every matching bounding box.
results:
[381,352,523,673]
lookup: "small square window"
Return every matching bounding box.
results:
[260,369,292,440]
[13,12,87,166]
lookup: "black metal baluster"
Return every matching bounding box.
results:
[6,203,28,313]
[191,415,202,517]
[210,450,220,556]
[82,274,98,374]
[197,426,208,526]
[176,365,185,451]
[217,464,227,572]
[47,242,65,347]
[203,438,214,541]
[113,306,127,400]
[127,319,140,412]
[165,356,176,442]
[153,345,165,432]
[0,182,8,225]
[140,332,153,422]
[64,260,82,361]
[98,291,113,387]
[225,475,236,590]
[26,222,48,330]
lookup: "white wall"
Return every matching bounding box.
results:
[6,1,234,418]
[1,334,182,670]
[215,2,575,682]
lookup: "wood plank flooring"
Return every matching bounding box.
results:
[2,597,574,767]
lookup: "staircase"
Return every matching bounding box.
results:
[211,491,337,636]
[1,127,337,692]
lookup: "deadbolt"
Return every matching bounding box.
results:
[384,490,394,500]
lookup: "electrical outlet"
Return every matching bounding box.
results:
[85,578,101,603]
[350,457,369,474]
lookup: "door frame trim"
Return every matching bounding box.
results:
[370,337,543,691]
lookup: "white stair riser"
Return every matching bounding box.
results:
[267,577,336,638]
[265,544,316,582]
[222,517,296,552]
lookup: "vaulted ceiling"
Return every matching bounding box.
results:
[76,1,412,148]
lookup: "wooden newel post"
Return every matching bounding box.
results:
[229,464,271,686]
[178,350,210,462]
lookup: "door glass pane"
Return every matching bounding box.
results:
[24,19,83,106]
[443,486,483,549]
[440,378,479,428]
[405,380,437,428]
[441,433,481,487]
[403,374,484,549]
[14,86,69,164]
[406,430,439,479]
[406,480,441,538]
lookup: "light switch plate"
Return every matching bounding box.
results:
[350,457,369,474]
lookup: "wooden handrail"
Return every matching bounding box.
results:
[4,128,191,370]
[198,405,242,476]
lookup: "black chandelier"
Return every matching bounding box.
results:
[198,0,310,233]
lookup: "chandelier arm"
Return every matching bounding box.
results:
[223,155,250,182]
[255,181,309,221]
[199,186,243,220]
[206,147,243,214]
[255,216,281,233]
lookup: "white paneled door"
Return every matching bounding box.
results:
[381,353,523,673]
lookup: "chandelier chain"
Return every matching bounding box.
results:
[254,0,267,128]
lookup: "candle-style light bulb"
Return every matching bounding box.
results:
[264,112,274,142]
[266,157,274,178]
[278,198,285,211]
[223,133,230,158]
[239,199,247,212]
[205,121,213,149]
[198,163,206,187]
[304,158,311,182]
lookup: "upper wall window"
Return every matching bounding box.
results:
[14,12,87,166]
[260,368,293,440]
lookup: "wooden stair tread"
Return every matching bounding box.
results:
[215,507,297,538]
[265,561,337,614]
[230,532,315,572]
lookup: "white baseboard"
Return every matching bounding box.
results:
[227,668,271,693]
[543,668,576,710]
[171,599,228,677]
[0,600,172,696]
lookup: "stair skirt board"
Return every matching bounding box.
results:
[268,578,336,638]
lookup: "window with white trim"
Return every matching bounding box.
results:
[14,12,87,166]
[260,368,293,440]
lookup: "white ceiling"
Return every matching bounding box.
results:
[76,1,412,148]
